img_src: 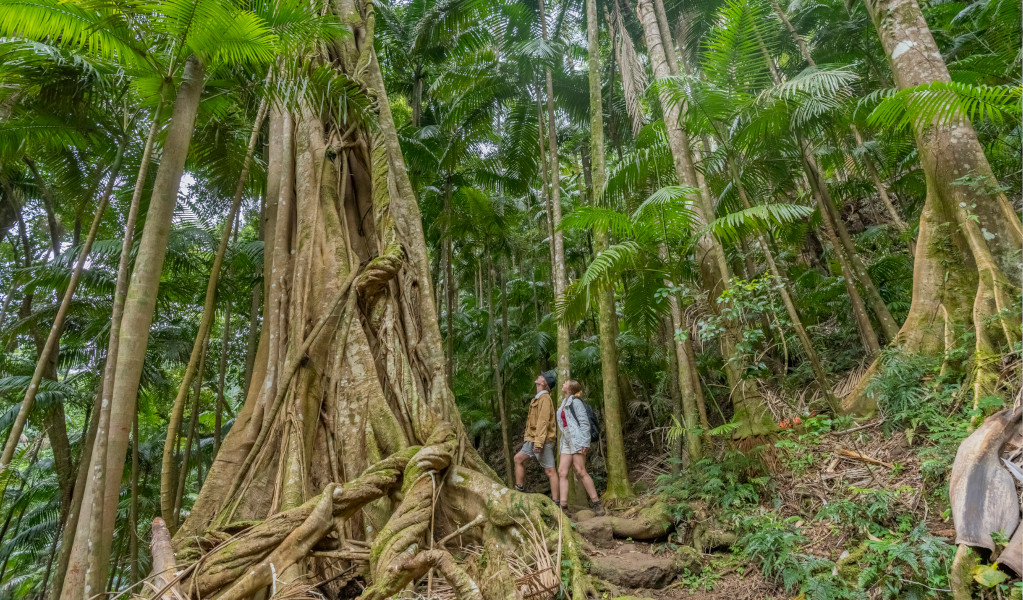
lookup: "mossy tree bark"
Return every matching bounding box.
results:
[586,0,633,501]
[845,0,1023,412]
[173,3,590,598]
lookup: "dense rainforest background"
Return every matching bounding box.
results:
[0,0,1020,597]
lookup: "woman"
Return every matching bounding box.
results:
[556,380,604,516]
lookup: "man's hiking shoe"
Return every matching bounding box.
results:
[591,501,605,516]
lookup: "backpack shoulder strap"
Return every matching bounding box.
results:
[566,399,580,424]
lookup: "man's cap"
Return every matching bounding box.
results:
[542,370,557,390]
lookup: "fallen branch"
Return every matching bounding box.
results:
[831,420,883,436]
[836,448,893,469]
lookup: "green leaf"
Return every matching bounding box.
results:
[972,563,1008,587]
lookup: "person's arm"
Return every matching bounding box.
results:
[574,398,590,450]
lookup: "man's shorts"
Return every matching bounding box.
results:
[519,441,555,469]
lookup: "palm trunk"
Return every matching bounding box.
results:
[0,142,125,473]
[50,102,163,600]
[24,158,61,258]
[65,55,205,600]
[488,263,513,485]
[443,179,455,387]
[802,165,881,355]
[585,0,633,499]
[129,411,139,584]
[215,302,232,456]
[537,0,571,390]
[49,385,100,600]
[805,147,900,341]
[728,161,839,412]
[161,96,267,531]
[636,0,774,438]
[175,335,209,522]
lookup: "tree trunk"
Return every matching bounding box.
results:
[728,162,839,412]
[161,97,268,532]
[585,0,633,500]
[243,197,265,395]
[443,179,455,388]
[174,334,209,522]
[63,55,205,600]
[537,0,571,390]
[636,0,774,438]
[0,142,125,473]
[171,7,590,600]
[766,0,911,237]
[488,263,513,485]
[215,302,232,456]
[845,0,1023,412]
[129,411,139,585]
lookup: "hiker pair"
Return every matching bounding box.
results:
[513,370,604,516]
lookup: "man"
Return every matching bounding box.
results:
[513,370,559,498]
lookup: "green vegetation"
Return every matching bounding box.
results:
[0,0,1018,597]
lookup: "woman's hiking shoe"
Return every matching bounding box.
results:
[515,484,525,492]
[591,501,605,516]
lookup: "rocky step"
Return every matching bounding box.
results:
[589,544,701,589]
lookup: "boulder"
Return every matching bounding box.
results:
[590,552,677,589]
[575,509,596,522]
[576,517,615,547]
[672,546,702,573]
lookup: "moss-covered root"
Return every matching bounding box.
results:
[558,511,596,600]
[950,544,978,600]
[455,468,594,600]
[363,549,483,600]
[189,449,417,597]
[217,484,337,600]
[363,430,459,599]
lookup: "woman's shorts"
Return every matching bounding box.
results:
[559,436,584,456]
[520,441,555,469]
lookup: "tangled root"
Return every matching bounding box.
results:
[164,433,597,600]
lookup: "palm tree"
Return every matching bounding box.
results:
[584,0,633,500]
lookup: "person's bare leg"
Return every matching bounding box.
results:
[514,452,528,488]
[572,454,599,501]
[544,466,559,499]
[557,454,573,506]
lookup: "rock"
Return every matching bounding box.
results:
[692,522,736,552]
[590,553,677,589]
[575,509,596,522]
[576,517,614,547]
[672,546,701,573]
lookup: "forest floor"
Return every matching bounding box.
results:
[553,414,977,599]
